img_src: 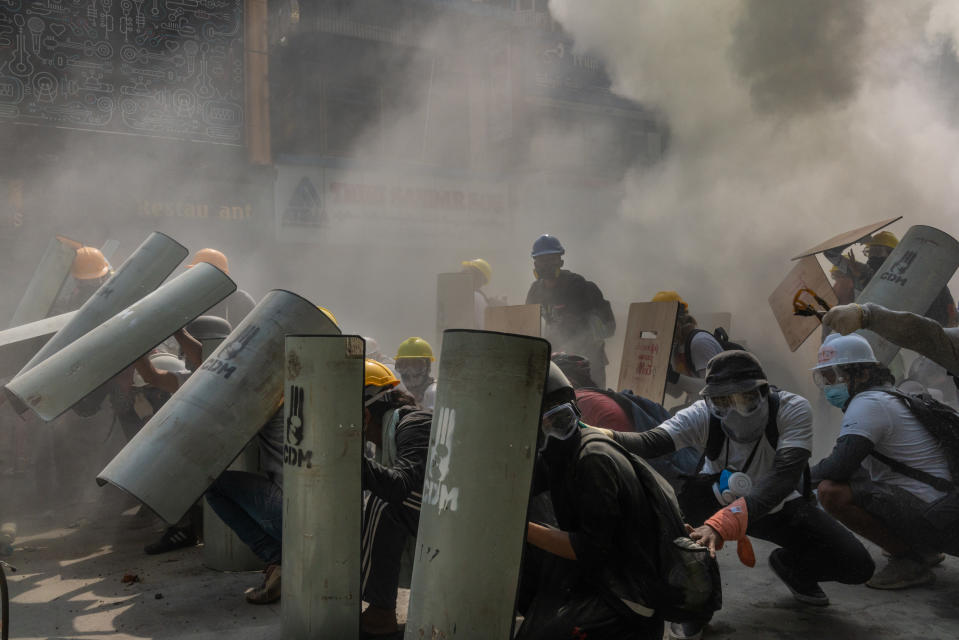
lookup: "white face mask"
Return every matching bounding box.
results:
[721,399,769,443]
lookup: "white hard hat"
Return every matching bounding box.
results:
[812,333,878,371]
[133,352,187,387]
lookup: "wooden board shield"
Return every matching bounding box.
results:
[617,301,678,403]
[436,272,476,337]
[483,304,541,337]
[791,216,901,261]
[695,312,732,334]
[768,256,839,352]
[282,335,364,638]
[405,330,549,640]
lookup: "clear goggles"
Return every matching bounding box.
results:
[539,402,580,451]
[812,365,848,389]
[703,388,766,420]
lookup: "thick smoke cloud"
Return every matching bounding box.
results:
[549,0,959,453]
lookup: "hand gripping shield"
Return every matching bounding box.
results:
[856,225,959,364]
[4,263,235,421]
[97,290,340,524]
[16,232,188,379]
[405,330,550,640]
[282,335,365,639]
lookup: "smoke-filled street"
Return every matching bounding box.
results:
[2,1,959,639]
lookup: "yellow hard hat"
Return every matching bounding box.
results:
[186,248,229,274]
[461,258,492,286]
[71,246,110,280]
[365,359,400,389]
[395,337,435,361]
[651,290,688,313]
[866,231,899,250]
[317,306,338,327]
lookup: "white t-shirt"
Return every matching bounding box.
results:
[422,381,437,411]
[841,390,953,502]
[661,391,813,506]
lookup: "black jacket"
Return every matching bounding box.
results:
[526,270,615,363]
[363,407,432,511]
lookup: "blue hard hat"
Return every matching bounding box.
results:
[531,234,565,257]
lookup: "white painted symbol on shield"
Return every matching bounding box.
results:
[425,407,459,512]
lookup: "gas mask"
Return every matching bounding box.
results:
[397,360,431,391]
[704,388,769,443]
[538,402,581,452]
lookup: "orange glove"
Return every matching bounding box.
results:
[704,498,756,567]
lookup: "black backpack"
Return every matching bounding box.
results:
[871,389,959,494]
[683,327,746,374]
[578,432,722,623]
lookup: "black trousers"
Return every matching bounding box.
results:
[680,479,875,585]
[362,495,419,610]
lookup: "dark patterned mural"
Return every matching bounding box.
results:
[0,0,244,144]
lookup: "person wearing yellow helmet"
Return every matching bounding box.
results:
[360,359,433,636]
[50,245,114,315]
[461,257,500,329]
[651,291,725,402]
[187,248,256,326]
[394,337,437,409]
[526,234,616,387]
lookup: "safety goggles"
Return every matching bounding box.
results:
[812,365,848,389]
[703,388,766,420]
[539,402,580,451]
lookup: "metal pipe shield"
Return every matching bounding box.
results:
[17,232,189,377]
[4,263,235,422]
[405,330,550,640]
[97,290,340,524]
[282,335,365,639]
[9,235,77,328]
[0,311,75,380]
[857,225,959,364]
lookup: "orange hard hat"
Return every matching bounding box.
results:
[71,246,110,280]
[186,248,229,274]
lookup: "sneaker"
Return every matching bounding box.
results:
[768,548,829,606]
[866,556,935,590]
[245,564,281,604]
[882,549,945,568]
[360,604,400,636]
[668,621,704,640]
[143,526,198,555]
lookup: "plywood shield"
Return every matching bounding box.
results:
[857,225,959,364]
[768,256,839,352]
[483,304,541,337]
[282,335,364,639]
[436,272,476,338]
[405,330,550,640]
[18,232,188,377]
[0,311,75,379]
[5,263,235,421]
[791,216,901,261]
[617,301,678,403]
[9,235,78,328]
[96,290,339,524]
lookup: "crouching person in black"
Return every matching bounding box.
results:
[603,351,874,640]
[516,363,664,640]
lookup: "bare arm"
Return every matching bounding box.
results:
[133,356,180,394]
[526,522,577,560]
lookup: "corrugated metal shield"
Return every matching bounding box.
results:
[282,335,364,638]
[405,329,549,640]
[97,290,339,524]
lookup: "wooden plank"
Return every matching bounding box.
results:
[767,256,838,352]
[617,301,678,403]
[436,272,476,336]
[695,312,731,335]
[791,216,901,261]
[484,304,541,337]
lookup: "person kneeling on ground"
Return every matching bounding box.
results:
[811,333,959,590]
[602,351,873,640]
[516,363,665,640]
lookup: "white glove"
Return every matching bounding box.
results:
[822,304,864,335]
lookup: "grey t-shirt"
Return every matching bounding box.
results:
[687,331,723,377]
